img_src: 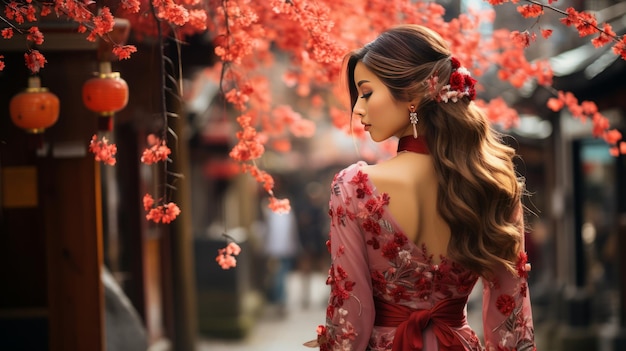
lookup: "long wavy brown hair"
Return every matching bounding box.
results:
[345,24,525,278]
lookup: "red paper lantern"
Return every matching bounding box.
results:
[10,76,60,134]
[82,61,129,130]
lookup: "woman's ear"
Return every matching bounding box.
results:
[409,98,421,109]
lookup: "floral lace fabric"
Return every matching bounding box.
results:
[315,162,535,351]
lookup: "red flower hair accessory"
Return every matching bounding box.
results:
[426,56,477,103]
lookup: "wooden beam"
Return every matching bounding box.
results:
[45,158,104,351]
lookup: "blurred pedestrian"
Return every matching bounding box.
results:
[296,181,329,309]
[261,197,300,317]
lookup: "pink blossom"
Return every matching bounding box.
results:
[143,193,181,224]
[140,134,172,165]
[143,194,155,211]
[161,204,180,223]
[268,196,290,214]
[216,242,241,270]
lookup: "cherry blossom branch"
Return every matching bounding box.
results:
[148,0,172,204]
[523,0,621,41]
[218,0,233,96]
[510,0,626,58]
[487,0,625,154]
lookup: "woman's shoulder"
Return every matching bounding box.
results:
[330,161,378,200]
[333,161,370,183]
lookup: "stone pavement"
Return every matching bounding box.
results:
[196,271,328,351]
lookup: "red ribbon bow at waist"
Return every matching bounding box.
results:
[374,297,468,351]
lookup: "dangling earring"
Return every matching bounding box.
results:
[409,105,418,139]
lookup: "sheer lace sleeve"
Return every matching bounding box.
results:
[315,166,375,351]
[481,209,536,351]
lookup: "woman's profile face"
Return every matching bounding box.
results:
[353,62,412,142]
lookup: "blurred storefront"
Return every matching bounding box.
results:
[507,2,626,349]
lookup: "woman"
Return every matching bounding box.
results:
[307,25,535,351]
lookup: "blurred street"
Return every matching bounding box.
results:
[196,271,328,351]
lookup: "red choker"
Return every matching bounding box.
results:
[397,135,429,155]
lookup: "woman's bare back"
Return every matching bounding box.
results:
[363,152,451,262]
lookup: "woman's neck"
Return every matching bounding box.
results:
[397,135,429,155]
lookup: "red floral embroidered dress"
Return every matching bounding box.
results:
[315,161,535,351]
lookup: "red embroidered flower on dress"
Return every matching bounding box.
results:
[362,218,382,235]
[380,240,398,259]
[496,294,516,316]
[366,236,381,249]
[393,232,408,246]
[516,251,529,279]
[349,171,372,199]
[390,285,411,302]
[520,282,528,297]
[364,194,390,218]
[335,265,348,281]
[371,271,388,291]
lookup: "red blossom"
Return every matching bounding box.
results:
[1,28,14,39]
[225,88,251,111]
[24,49,46,73]
[241,164,274,192]
[86,7,115,42]
[5,1,25,24]
[559,7,579,27]
[546,97,564,112]
[155,0,190,26]
[541,29,553,39]
[40,5,51,17]
[112,45,137,60]
[604,129,622,145]
[187,9,207,31]
[475,98,519,129]
[140,134,172,165]
[609,142,626,156]
[613,37,626,60]
[591,24,615,48]
[26,26,43,45]
[517,4,543,18]
[88,134,117,166]
[510,30,535,48]
[120,0,141,13]
[560,7,598,37]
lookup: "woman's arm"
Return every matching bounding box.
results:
[313,171,376,351]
